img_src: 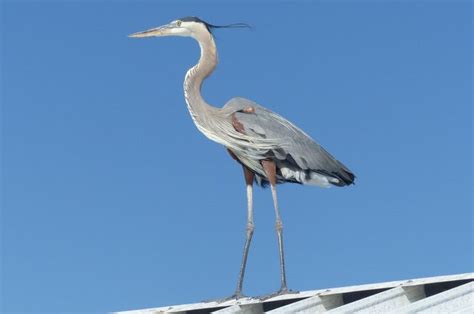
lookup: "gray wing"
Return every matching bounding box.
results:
[223,97,355,186]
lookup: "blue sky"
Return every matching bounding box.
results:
[1,1,472,313]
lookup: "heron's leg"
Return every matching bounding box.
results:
[261,160,288,293]
[225,149,255,299]
[234,166,255,297]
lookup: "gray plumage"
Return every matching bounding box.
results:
[129,16,355,299]
[222,98,355,187]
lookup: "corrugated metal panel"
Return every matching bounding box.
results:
[115,273,474,314]
[324,286,425,313]
[212,303,263,313]
[266,294,342,313]
[395,281,473,313]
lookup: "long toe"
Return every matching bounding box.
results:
[216,292,251,304]
[279,287,299,295]
[258,287,300,300]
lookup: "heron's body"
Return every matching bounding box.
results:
[130,16,355,298]
[223,98,354,187]
[180,20,354,188]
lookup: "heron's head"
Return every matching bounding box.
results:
[129,16,250,39]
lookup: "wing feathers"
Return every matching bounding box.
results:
[224,97,355,186]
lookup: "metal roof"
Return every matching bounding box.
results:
[116,273,473,313]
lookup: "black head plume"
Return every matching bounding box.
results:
[179,16,251,33]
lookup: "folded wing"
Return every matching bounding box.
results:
[224,97,355,187]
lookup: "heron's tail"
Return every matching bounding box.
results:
[322,168,356,187]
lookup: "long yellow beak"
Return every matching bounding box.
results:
[128,24,173,38]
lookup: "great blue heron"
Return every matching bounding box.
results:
[129,16,355,298]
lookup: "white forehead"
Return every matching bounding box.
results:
[170,20,209,38]
[174,19,207,30]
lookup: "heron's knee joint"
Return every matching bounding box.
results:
[247,222,255,234]
[275,220,283,232]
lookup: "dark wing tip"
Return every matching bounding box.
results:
[334,168,356,186]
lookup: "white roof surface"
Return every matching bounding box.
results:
[115,273,473,313]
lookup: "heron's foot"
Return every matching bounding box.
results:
[216,291,251,304]
[258,287,300,300]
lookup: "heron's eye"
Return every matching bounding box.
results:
[176,20,182,27]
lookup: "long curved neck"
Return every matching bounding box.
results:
[184,30,219,123]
